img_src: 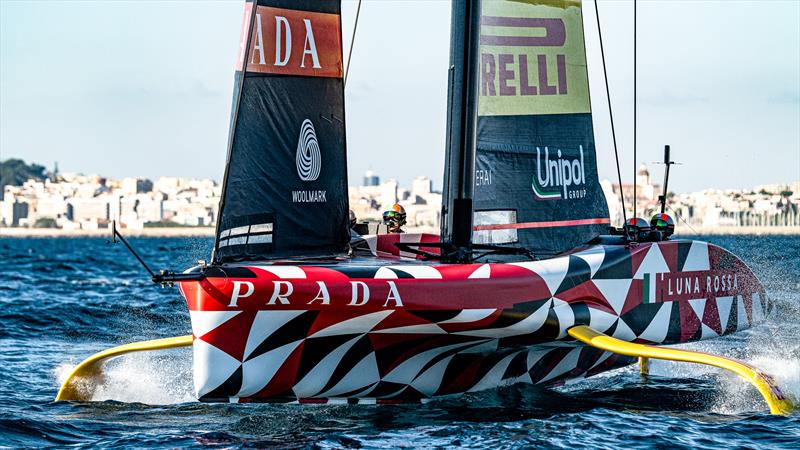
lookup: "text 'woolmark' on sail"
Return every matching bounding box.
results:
[236,6,343,78]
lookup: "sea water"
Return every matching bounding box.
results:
[1,235,798,448]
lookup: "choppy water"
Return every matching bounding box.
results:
[1,235,799,448]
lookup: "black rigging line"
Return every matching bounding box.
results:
[633,0,637,220]
[344,0,362,87]
[667,203,698,235]
[594,0,628,226]
[111,221,155,279]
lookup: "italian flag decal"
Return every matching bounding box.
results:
[642,273,657,304]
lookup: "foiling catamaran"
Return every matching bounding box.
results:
[58,0,794,414]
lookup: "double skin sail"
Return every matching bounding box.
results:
[214,0,349,263]
[464,0,611,256]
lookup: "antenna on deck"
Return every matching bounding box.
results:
[656,145,676,214]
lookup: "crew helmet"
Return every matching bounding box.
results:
[349,209,357,228]
[650,213,675,238]
[382,203,407,229]
[626,217,651,241]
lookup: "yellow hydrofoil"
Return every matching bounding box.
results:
[56,335,193,402]
[568,325,794,415]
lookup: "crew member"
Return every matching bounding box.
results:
[382,203,407,233]
[349,209,362,240]
[349,210,357,229]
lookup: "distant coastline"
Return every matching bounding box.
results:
[0,227,215,238]
[1,225,797,238]
[673,225,800,236]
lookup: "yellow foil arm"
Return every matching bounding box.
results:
[568,325,794,415]
[56,335,193,402]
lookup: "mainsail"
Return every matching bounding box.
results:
[444,0,610,257]
[213,0,349,263]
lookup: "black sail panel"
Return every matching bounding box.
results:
[473,0,609,256]
[214,0,349,262]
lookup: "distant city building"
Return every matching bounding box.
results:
[0,165,796,233]
[0,174,221,231]
[348,175,441,231]
[51,161,61,182]
[362,170,380,187]
[121,177,153,195]
[601,166,799,229]
[412,176,433,199]
[602,164,662,224]
[0,192,28,226]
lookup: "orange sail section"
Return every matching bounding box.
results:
[236,6,343,78]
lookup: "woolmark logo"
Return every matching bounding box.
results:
[532,146,587,201]
[296,119,321,181]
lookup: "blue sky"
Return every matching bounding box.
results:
[1,0,798,193]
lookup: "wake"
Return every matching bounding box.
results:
[55,348,194,405]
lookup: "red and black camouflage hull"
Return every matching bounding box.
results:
[179,238,768,403]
